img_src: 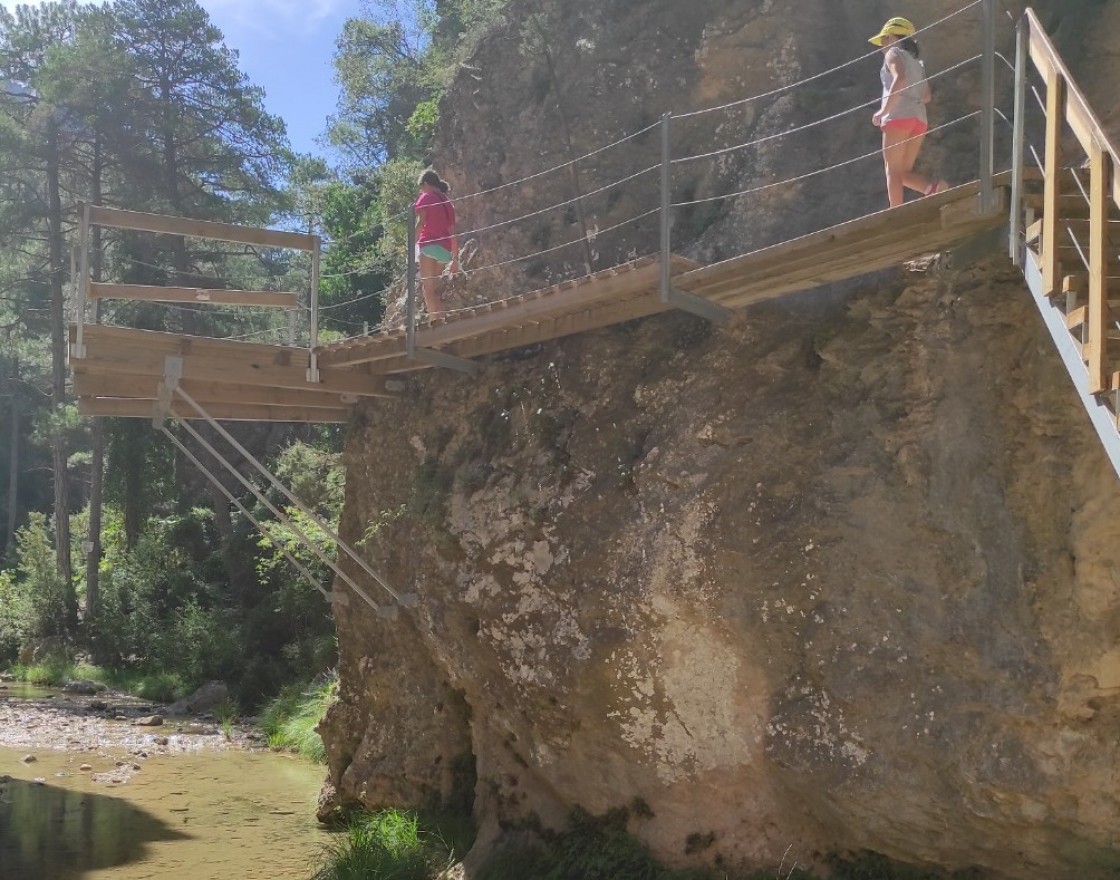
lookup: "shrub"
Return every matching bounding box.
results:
[312,810,452,880]
[261,674,337,762]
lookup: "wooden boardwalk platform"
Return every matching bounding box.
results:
[71,179,1008,423]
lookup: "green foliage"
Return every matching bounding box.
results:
[312,809,456,880]
[0,513,69,656]
[10,656,73,686]
[261,675,338,763]
[476,808,710,880]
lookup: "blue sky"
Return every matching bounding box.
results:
[200,0,360,157]
[1,0,362,157]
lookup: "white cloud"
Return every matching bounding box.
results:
[0,0,346,42]
[203,0,344,41]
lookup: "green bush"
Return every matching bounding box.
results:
[312,810,453,880]
[0,513,71,655]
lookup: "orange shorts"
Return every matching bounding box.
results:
[882,117,928,137]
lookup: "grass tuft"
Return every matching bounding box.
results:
[312,810,454,880]
[261,675,337,763]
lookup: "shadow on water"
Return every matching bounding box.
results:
[0,776,190,880]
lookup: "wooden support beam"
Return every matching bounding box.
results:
[71,326,395,397]
[73,373,363,409]
[78,397,349,423]
[87,205,316,251]
[1041,68,1065,296]
[88,282,299,308]
[1088,142,1113,393]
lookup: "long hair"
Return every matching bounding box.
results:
[895,36,920,58]
[418,169,451,193]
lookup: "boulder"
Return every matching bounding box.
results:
[166,681,229,716]
[63,679,106,695]
[134,715,163,727]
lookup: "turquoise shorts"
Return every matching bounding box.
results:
[419,244,453,263]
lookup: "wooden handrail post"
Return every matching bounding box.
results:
[74,203,90,358]
[1041,67,1065,296]
[308,235,321,383]
[1088,141,1112,394]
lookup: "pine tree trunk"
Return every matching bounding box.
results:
[85,135,104,649]
[4,373,18,557]
[46,116,75,631]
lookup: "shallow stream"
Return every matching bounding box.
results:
[0,684,328,880]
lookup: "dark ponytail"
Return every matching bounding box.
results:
[897,36,920,58]
[418,169,452,193]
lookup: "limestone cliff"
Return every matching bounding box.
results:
[319,1,1120,877]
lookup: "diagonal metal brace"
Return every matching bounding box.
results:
[410,346,479,375]
[665,287,733,324]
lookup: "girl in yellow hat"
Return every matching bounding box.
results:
[869,17,948,206]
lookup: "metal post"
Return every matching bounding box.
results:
[1009,16,1028,265]
[74,203,90,358]
[659,112,672,304]
[307,235,321,382]
[979,0,997,214]
[406,202,417,357]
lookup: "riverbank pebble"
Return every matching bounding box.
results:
[0,687,241,757]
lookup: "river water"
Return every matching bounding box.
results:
[0,684,329,880]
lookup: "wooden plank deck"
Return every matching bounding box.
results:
[71,181,1012,421]
[675,179,1008,308]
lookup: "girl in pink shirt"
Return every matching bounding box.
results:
[414,169,460,315]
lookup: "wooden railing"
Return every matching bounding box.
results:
[74,204,322,380]
[1026,8,1120,395]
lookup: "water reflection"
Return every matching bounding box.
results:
[0,777,188,879]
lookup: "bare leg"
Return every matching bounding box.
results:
[899,130,934,194]
[418,253,444,315]
[882,127,910,207]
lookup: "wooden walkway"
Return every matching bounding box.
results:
[71,180,1009,422]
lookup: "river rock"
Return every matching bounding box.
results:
[134,715,164,727]
[20,754,36,764]
[79,764,92,771]
[153,735,169,746]
[63,679,107,695]
[166,681,229,716]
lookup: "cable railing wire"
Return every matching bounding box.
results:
[672,55,980,168]
[671,111,981,209]
[672,0,984,121]
[454,163,660,240]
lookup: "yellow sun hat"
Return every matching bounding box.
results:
[869,16,917,46]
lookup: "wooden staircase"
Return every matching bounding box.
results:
[1015,9,1120,476]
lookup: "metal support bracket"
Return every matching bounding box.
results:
[665,287,733,324]
[1023,254,1120,481]
[410,346,479,375]
[942,226,1009,271]
[152,354,184,429]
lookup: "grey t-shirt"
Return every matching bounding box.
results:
[880,46,928,124]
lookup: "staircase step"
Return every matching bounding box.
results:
[1062,273,1120,295]
[1065,303,1120,330]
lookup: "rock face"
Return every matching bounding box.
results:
[320,0,1120,877]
